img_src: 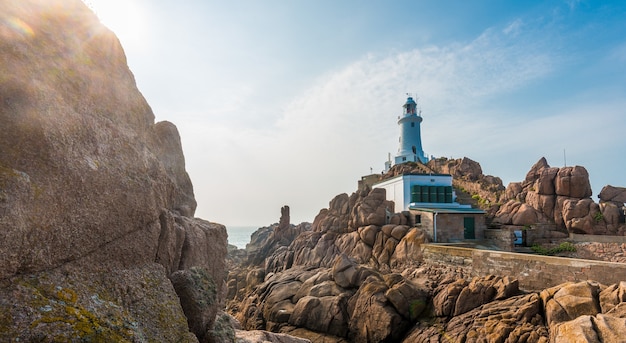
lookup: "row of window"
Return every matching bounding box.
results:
[411,185,454,203]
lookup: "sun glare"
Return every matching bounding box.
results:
[82,0,150,51]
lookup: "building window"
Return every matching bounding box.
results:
[415,214,421,224]
[402,157,407,161]
[411,122,415,127]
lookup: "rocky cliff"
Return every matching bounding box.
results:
[227,159,626,342]
[494,157,626,235]
[0,1,227,341]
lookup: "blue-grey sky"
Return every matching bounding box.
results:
[85,0,626,227]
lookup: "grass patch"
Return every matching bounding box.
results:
[531,242,576,255]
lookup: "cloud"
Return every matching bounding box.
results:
[565,0,583,11]
[187,24,565,226]
[503,19,523,36]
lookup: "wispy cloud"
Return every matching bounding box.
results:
[189,23,563,224]
[503,19,524,36]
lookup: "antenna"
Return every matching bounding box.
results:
[563,149,567,167]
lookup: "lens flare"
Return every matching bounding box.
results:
[6,17,34,37]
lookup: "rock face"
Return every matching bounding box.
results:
[494,157,626,235]
[0,1,227,341]
[599,185,626,203]
[233,257,429,343]
[228,159,626,342]
[427,157,506,215]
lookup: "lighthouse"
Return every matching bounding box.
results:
[393,96,428,165]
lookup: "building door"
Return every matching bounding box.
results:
[463,217,475,239]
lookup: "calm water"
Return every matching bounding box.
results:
[226,226,259,249]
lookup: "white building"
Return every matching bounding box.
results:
[374,173,485,242]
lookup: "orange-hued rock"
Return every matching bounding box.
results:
[494,157,625,236]
[555,166,593,198]
[599,185,626,203]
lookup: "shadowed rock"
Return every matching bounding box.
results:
[0,1,227,341]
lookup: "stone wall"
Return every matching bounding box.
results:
[413,211,485,243]
[569,233,626,243]
[483,228,514,251]
[422,244,626,290]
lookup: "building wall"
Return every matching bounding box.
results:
[412,211,485,243]
[484,228,515,251]
[358,174,382,192]
[422,244,626,290]
[396,115,426,164]
[416,212,435,241]
[375,174,453,212]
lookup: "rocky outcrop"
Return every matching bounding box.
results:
[228,168,626,342]
[0,1,227,341]
[233,256,429,343]
[428,157,506,212]
[244,187,421,275]
[494,157,626,235]
[245,207,312,267]
[171,267,220,342]
[599,185,626,204]
[234,253,626,343]
[542,281,626,342]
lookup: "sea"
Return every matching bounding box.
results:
[226,226,260,249]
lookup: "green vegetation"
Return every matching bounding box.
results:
[471,194,489,206]
[593,212,605,222]
[531,242,577,255]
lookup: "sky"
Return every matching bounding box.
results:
[83,0,626,227]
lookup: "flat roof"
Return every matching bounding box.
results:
[400,172,452,177]
[410,207,486,214]
[374,172,453,185]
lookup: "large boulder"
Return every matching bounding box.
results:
[405,293,547,343]
[0,264,198,342]
[311,193,351,233]
[540,281,601,326]
[0,1,227,341]
[505,182,524,201]
[512,203,543,226]
[598,185,626,204]
[552,314,626,343]
[349,188,393,229]
[347,279,407,343]
[289,294,351,337]
[525,157,550,184]
[599,281,626,314]
[171,267,219,343]
[432,275,519,317]
[494,158,626,235]
[555,166,592,198]
[432,279,468,317]
[390,227,427,267]
[526,191,556,219]
[536,167,559,195]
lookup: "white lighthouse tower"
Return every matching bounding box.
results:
[393,95,428,166]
